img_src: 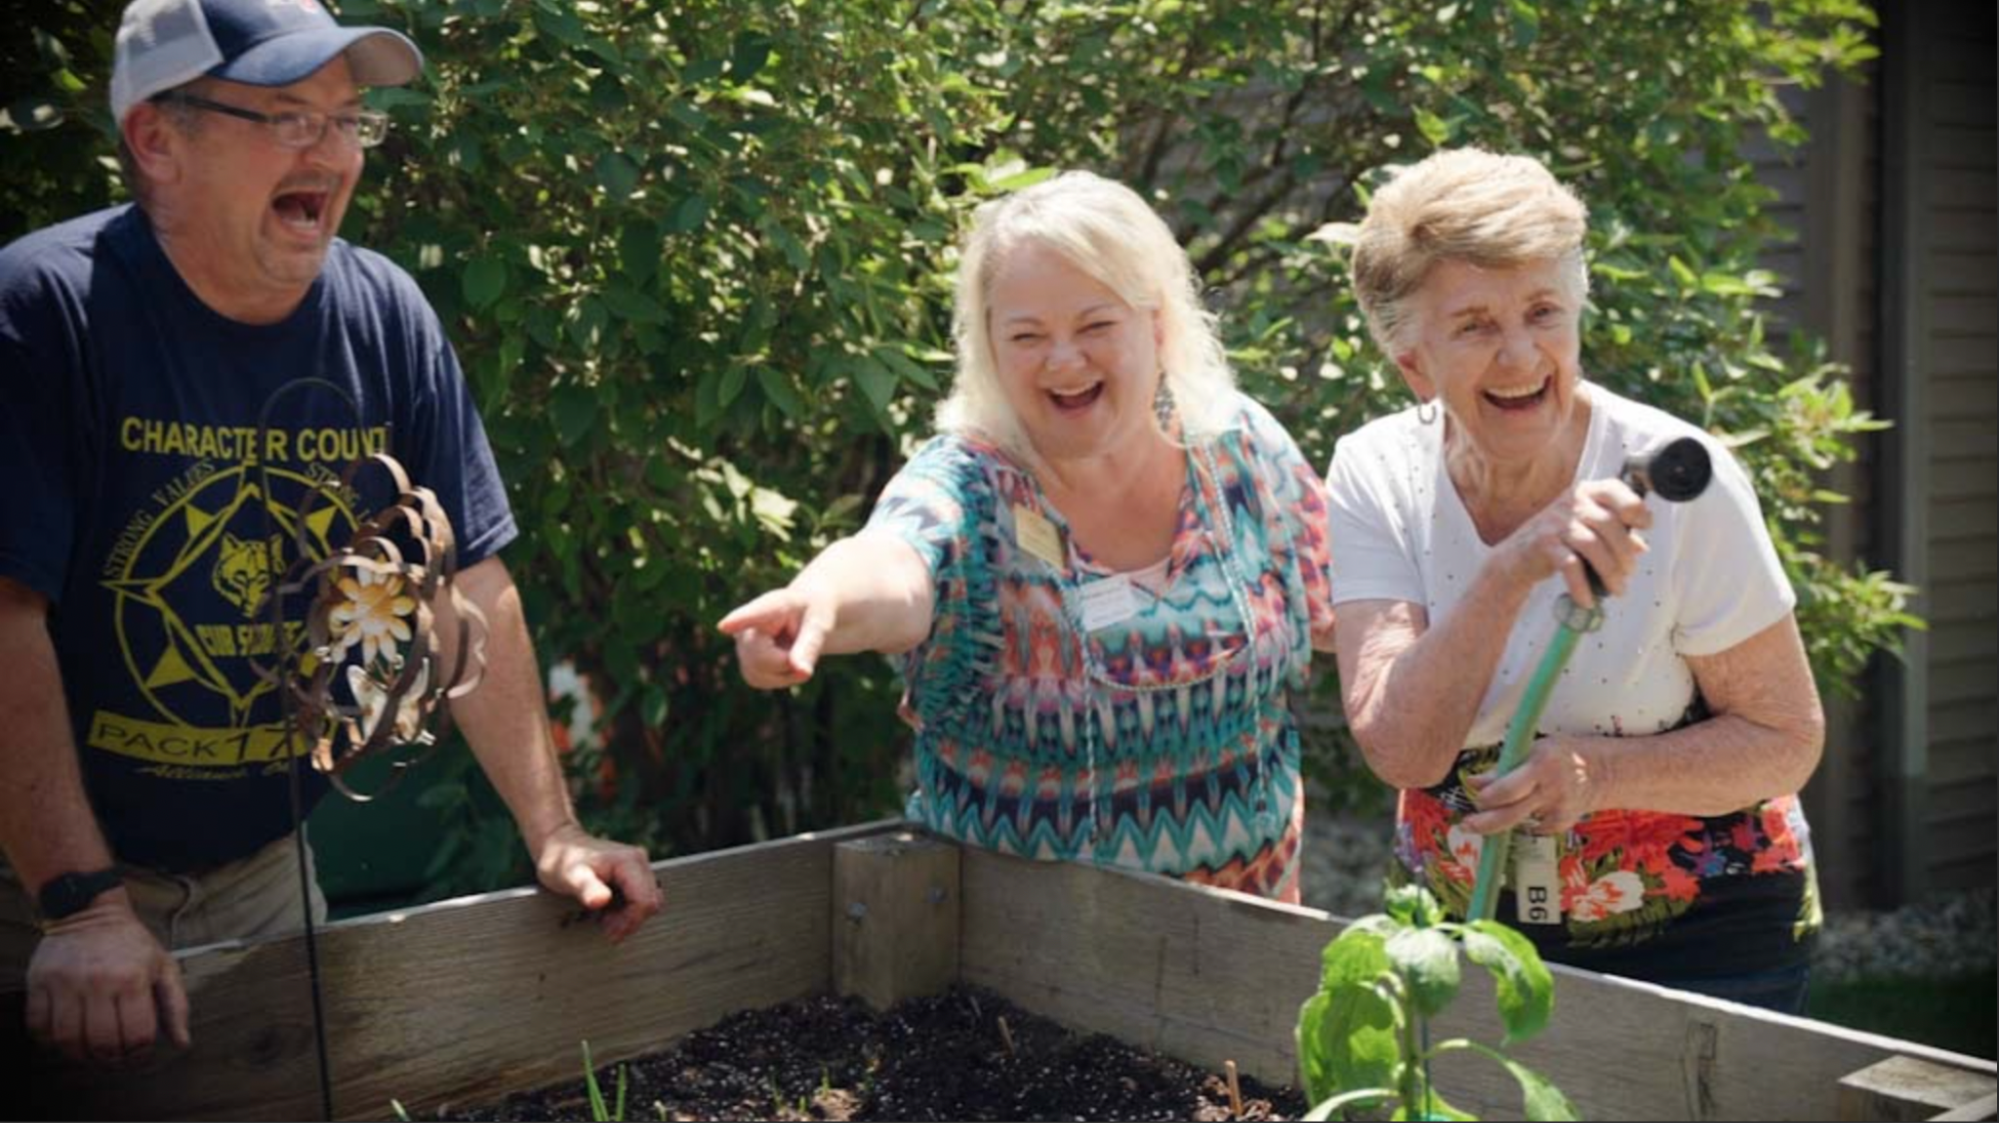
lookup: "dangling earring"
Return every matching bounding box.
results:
[1153,375,1178,431]
[1415,397,1439,425]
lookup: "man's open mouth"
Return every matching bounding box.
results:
[273,190,329,232]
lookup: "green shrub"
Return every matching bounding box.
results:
[3,1,1899,889]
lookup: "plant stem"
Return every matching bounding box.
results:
[1398,980,1425,1113]
[1421,1018,1435,1120]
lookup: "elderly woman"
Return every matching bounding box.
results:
[723,172,1335,901]
[1325,148,1824,1010]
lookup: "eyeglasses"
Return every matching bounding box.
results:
[154,92,391,150]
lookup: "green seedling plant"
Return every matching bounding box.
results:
[1295,885,1578,1121]
[580,1040,629,1123]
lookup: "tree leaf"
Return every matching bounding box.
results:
[549,384,597,448]
[756,367,805,420]
[533,4,585,45]
[991,164,1055,191]
[718,363,749,408]
[462,257,506,309]
[601,281,667,325]
[731,33,773,81]
[619,222,661,284]
[849,355,898,414]
[763,220,811,272]
[496,332,525,396]
[567,296,609,353]
[668,194,711,234]
[366,86,431,110]
[873,345,939,391]
[684,57,727,84]
[667,101,711,134]
[596,151,641,200]
[1414,107,1452,147]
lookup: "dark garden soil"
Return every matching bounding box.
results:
[437,985,1304,1121]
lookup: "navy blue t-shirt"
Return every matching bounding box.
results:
[0,205,517,871]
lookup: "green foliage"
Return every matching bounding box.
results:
[322,0,1013,874]
[1296,885,1576,1121]
[3,1,1901,882]
[0,0,124,240]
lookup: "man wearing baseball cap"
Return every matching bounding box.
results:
[0,0,663,1066]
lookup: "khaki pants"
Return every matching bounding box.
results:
[0,833,327,992]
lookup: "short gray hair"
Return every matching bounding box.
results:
[1352,148,1589,356]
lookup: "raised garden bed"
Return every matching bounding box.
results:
[10,821,1995,1121]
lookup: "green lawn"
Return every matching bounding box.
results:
[1809,969,1997,1060]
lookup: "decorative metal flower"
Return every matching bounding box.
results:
[255,439,488,802]
[325,567,418,666]
[347,659,430,746]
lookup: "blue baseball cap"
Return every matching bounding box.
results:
[112,0,423,125]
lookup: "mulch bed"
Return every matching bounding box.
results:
[435,986,1304,1121]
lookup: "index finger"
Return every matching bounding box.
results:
[159,963,191,1050]
[1475,769,1536,811]
[718,588,799,636]
[1588,478,1653,528]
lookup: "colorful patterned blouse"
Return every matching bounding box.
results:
[865,394,1334,901]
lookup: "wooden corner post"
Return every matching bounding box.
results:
[1837,1055,1999,1122]
[832,831,961,1011]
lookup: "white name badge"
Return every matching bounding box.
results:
[1078,574,1140,631]
[1512,832,1563,926]
[1012,504,1065,569]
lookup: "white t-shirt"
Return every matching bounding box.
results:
[1326,382,1794,748]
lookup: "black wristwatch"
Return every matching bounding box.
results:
[36,868,124,922]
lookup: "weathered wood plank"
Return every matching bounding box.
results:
[10,820,902,1121]
[959,848,1327,1088]
[1935,1088,1999,1112]
[957,848,1997,1122]
[832,832,961,1011]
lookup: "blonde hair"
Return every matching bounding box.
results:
[1351,148,1590,356]
[937,170,1235,458]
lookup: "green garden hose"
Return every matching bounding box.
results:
[1462,435,1715,924]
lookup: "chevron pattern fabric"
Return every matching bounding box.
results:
[867,394,1334,903]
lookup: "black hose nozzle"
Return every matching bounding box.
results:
[1580,437,1715,599]
[1623,436,1712,502]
